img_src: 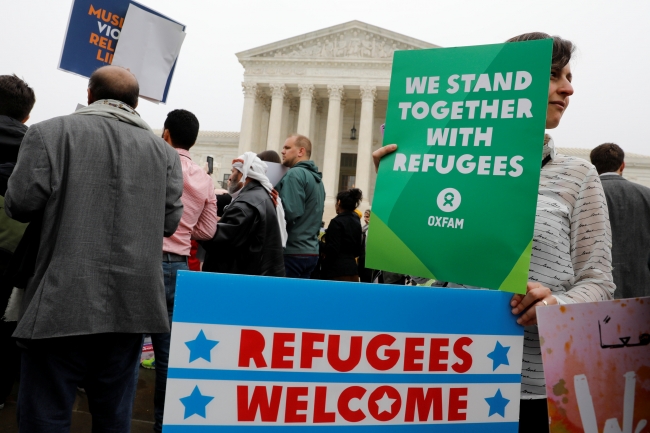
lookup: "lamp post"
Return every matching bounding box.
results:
[350,100,357,140]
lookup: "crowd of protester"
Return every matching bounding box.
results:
[0,31,649,433]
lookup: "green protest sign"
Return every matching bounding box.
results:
[367,40,552,294]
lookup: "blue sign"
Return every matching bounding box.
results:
[58,0,184,103]
[163,272,524,431]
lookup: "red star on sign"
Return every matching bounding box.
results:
[368,386,401,421]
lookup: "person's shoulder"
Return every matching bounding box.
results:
[31,114,79,131]
[224,196,252,214]
[552,153,598,178]
[624,178,650,196]
[23,115,85,144]
[228,192,266,220]
[328,215,342,228]
[281,165,309,186]
[345,212,362,225]
[238,182,267,203]
[185,159,214,191]
[186,157,210,177]
[66,114,154,138]
[599,175,626,187]
[287,165,308,178]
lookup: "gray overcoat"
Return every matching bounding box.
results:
[601,174,650,298]
[5,113,183,339]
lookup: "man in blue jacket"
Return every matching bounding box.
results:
[276,134,325,278]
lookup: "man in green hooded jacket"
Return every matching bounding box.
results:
[276,134,325,278]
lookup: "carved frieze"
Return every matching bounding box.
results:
[253,29,414,60]
[242,62,391,80]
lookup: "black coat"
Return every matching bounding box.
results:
[601,175,650,298]
[0,115,30,316]
[202,180,285,277]
[322,211,362,278]
[0,115,27,166]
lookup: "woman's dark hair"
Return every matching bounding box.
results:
[507,32,575,72]
[590,143,625,174]
[257,150,281,164]
[336,188,363,212]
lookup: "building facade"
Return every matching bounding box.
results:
[182,21,650,223]
[234,21,437,220]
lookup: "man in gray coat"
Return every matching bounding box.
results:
[4,66,183,431]
[590,143,650,299]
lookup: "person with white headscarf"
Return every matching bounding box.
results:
[200,152,287,276]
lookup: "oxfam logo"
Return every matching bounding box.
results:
[436,188,461,212]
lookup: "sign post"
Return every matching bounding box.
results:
[163,272,524,431]
[367,40,553,293]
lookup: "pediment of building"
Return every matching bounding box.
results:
[236,20,438,62]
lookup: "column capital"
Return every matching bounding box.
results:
[269,83,287,99]
[241,82,259,98]
[327,84,345,101]
[290,98,299,112]
[260,95,271,111]
[359,85,377,102]
[298,84,315,100]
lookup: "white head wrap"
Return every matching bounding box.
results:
[232,152,288,247]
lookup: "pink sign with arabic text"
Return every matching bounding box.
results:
[537,297,650,433]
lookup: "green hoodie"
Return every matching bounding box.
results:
[276,160,325,255]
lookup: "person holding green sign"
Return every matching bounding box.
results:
[374,33,615,432]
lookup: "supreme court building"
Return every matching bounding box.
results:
[235,21,437,219]
[188,21,650,223]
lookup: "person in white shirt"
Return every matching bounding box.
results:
[374,32,615,433]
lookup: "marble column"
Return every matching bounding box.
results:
[266,83,286,152]
[238,82,258,154]
[309,98,319,142]
[355,85,376,210]
[250,94,263,153]
[257,95,271,154]
[308,98,319,162]
[313,100,325,171]
[322,85,345,218]
[280,96,292,144]
[336,96,347,184]
[297,84,314,137]
[289,98,299,136]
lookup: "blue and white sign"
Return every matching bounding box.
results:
[163,272,524,432]
[59,0,184,103]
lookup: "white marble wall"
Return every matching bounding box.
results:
[166,133,650,229]
[190,132,239,189]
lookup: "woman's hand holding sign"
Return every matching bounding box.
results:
[373,144,397,173]
[372,144,556,327]
[510,282,557,326]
